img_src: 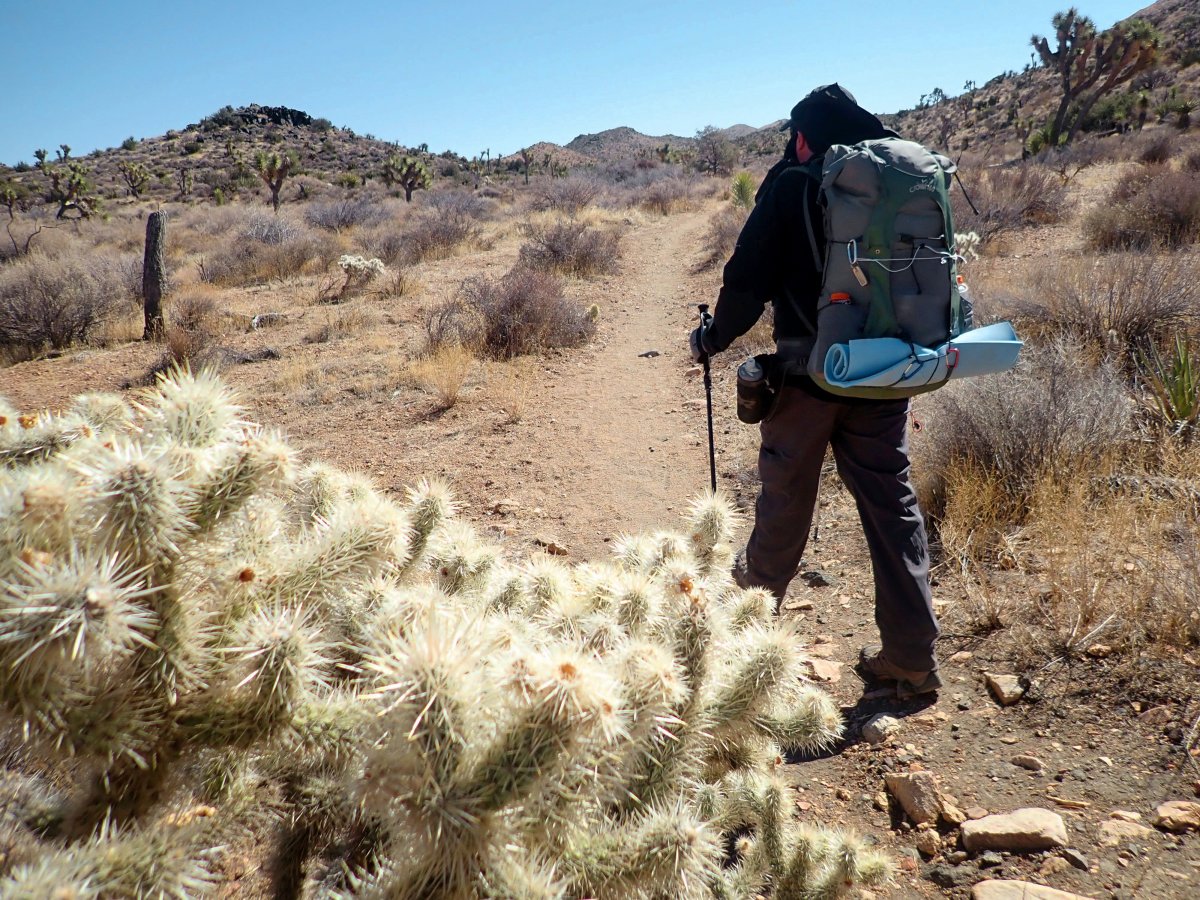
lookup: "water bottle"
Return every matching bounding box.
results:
[736,356,773,424]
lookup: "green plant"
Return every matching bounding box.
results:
[695,126,738,176]
[116,160,150,198]
[381,154,431,202]
[34,152,99,220]
[1139,335,1200,442]
[120,136,139,151]
[731,172,756,210]
[254,150,297,212]
[1031,9,1160,146]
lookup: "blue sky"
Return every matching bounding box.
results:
[5,0,1143,165]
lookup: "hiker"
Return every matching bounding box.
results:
[688,84,941,698]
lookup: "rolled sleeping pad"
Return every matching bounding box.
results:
[822,321,1023,391]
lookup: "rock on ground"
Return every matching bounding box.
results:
[961,808,1069,853]
[884,770,943,825]
[985,672,1025,705]
[862,713,901,744]
[1153,800,1200,832]
[971,880,1098,900]
[1099,819,1154,845]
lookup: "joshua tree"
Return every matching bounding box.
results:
[39,160,99,219]
[1031,8,1160,146]
[254,149,296,212]
[117,160,151,197]
[382,154,431,202]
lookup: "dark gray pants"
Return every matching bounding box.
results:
[740,386,939,672]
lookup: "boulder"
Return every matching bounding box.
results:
[962,808,1068,853]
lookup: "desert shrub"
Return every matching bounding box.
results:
[915,342,1134,533]
[731,171,756,209]
[304,196,388,231]
[198,217,338,286]
[1185,148,1200,174]
[0,252,133,353]
[527,175,602,215]
[428,266,596,359]
[1084,169,1200,250]
[1139,132,1175,164]
[951,161,1069,242]
[403,342,476,409]
[1006,252,1200,365]
[517,219,620,277]
[641,175,695,215]
[160,288,226,369]
[399,208,481,264]
[423,187,495,221]
[696,205,748,271]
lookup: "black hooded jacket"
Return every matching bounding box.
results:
[705,155,824,361]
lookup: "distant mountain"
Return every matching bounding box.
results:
[565,127,695,163]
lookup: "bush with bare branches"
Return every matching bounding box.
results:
[517,220,620,277]
[427,267,595,359]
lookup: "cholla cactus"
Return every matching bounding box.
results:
[0,371,888,899]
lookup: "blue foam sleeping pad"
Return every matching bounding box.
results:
[823,321,1023,391]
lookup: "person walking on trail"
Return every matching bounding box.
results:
[688,84,941,698]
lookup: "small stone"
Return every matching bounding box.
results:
[941,802,968,826]
[966,806,990,820]
[782,597,814,611]
[1085,643,1113,658]
[1138,706,1173,725]
[1040,856,1071,876]
[862,714,901,745]
[948,650,974,664]
[873,792,889,812]
[1060,847,1089,870]
[835,788,852,801]
[800,569,837,588]
[928,864,974,888]
[947,850,969,864]
[1099,820,1154,846]
[805,658,843,683]
[637,349,661,358]
[1110,810,1141,822]
[914,829,942,857]
[978,850,1004,868]
[971,881,1097,900]
[985,672,1026,705]
[685,365,703,377]
[962,808,1068,853]
[1000,734,1020,745]
[533,535,569,556]
[1154,801,1200,833]
[884,771,943,825]
[1011,755,1046,772]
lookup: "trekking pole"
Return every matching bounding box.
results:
[698,304,717,493]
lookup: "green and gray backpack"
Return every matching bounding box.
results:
[798,137,972,398]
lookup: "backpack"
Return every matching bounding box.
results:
[798,137,973,398]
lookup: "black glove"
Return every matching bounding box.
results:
[689,324,717,364]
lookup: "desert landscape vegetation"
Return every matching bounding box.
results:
[1,1,1200,897]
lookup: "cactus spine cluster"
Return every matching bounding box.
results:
[0,370,889,898]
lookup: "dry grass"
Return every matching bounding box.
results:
[402,343,476,409]
[270,354,325,393]
[305,303,382,344]
[489,355,537,424]
[951,161,1069,245]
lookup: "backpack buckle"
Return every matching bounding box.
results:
[945,346,960,369]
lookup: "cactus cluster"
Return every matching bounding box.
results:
[0,370,889,898]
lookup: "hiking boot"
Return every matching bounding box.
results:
[858,645,942,697]
[731,547,752,591]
